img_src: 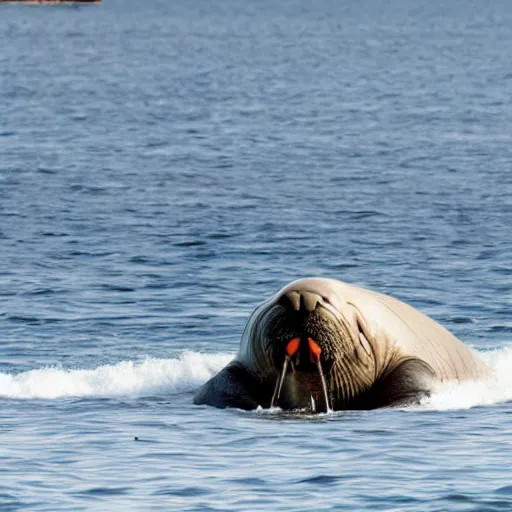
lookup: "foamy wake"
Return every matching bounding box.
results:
[0,351,234,400]
[419,345,512,411]
[0,347,511,410]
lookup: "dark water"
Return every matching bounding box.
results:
[1,0,512,510]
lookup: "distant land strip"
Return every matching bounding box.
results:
[0,0,100,3]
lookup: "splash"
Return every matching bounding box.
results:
[0,351,233,399]
[419,345,512,411]
[0,346,511,410]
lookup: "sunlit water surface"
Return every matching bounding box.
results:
[1,0,512,510]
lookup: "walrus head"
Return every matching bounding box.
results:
[194,276,484,412]
[238,278,379,412]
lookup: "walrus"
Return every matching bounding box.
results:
[194,278,490,412]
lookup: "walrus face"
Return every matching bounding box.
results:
[242,279,378,412]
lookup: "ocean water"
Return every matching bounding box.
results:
[1,0,512,510]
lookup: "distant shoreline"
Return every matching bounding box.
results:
[0,0,101,3]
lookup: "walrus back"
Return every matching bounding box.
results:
[367,289,490,382]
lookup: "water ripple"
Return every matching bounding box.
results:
[1,0,512,510]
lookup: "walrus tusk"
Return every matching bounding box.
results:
[270,355,290,408]
[271,337,331,411]
[315,357,331,412]
[308,338,331,412]
[271,338,301,407]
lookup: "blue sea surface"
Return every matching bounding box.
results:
[1,0,512,510]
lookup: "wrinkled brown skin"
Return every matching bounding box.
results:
[194,278,490,412]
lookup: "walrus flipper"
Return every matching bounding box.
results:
[361,358,437,409]
[193,362,259,411]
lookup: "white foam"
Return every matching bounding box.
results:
[418,344,512,411]
[1,346,511,410]
[0,351,234,399]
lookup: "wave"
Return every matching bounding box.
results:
[0,346,511,410]
[419,345,512,411]
[0,351,234,400]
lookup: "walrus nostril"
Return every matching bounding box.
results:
[279,291,301,311]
